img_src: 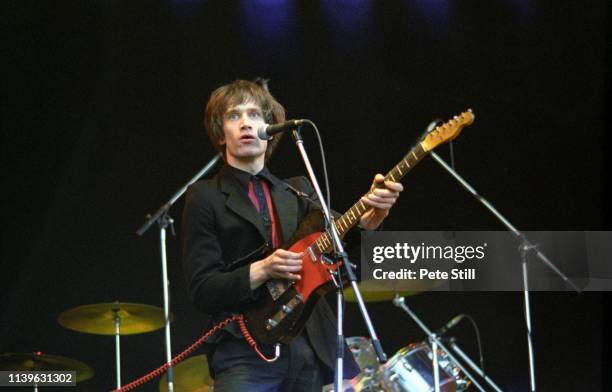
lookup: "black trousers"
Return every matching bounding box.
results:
[209,334,326,392]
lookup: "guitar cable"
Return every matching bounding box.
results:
[110,314,279,392]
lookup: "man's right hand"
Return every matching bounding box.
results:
[249,249,303,290]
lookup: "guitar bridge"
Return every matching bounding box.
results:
[265,294,303,331]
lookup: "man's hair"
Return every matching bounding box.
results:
[204,79,286,161]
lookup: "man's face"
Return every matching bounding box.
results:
[220,100,268,165]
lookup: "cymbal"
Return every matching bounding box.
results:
[0,352,94,383]
[58,302,172,335]
[159,355,213,392]
[343,278,445,302]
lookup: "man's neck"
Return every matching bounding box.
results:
[226,155,264,175]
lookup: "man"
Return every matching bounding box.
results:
[182,79,403,391]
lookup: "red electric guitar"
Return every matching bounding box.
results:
[244,110,475,345]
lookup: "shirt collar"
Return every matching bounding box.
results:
[222,164,276,190]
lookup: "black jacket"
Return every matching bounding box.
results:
[181,164,359,378]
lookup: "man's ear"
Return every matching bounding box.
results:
[219,137,225,146]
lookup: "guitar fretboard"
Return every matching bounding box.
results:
[312,143,428,254]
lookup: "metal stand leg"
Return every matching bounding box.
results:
[335,286,344,391]
[160,224,174,392]
[432,337,440,392]
[448,338,504,392]
[113,309,121,390]
[520,244,536,392]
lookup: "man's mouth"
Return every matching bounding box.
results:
[240,134,256,141]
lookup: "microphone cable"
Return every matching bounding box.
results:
[445,313,485,374]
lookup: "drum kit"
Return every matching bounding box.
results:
[332,337,471,392]
[322,280,474,392]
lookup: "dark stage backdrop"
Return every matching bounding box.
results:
[2,1,609,391]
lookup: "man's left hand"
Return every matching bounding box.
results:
[359,174,404,230]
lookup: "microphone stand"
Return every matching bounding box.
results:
[429,151,581,392]
[135,153,222,392]
[447,337,504,392]
[290,127,386,392]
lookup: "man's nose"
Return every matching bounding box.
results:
[240,113,253,128]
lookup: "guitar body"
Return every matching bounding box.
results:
[244,231,340,345]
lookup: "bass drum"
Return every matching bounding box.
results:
[378,342,469,392]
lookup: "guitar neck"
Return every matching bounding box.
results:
[313,143,428,254]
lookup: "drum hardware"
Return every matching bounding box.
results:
[392,295,488,392]
[378,342,468,392]
[0,352,94,391]
[58,302,171,390]
[323,336,473,392]
[346,337,379,373]
[431,337,441,392]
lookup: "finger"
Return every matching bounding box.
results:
[275,264,302,273]
[371,174,386,189]
[364,194,398,204]
[383,180,404,192]
[372,188,400,198]
[274,249,304,259]
[361,197,395,209]
[374,173,386,183]
[280,258,303,266]
[273,270,301,280]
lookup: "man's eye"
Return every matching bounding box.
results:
[249,112,262,118]
[227,113,240,120]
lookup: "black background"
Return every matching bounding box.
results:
[2,1,609,391]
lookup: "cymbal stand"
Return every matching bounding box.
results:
[429,151,581,392]
[393,296,487,392]
[136,153,222,392]
[113,307,122,390]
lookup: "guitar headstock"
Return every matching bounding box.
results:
[420,109,475,151]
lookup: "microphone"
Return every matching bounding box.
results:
[435,314,465,336]
[257,119,307,140]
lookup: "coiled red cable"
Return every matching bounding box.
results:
[110,314,276,391]
[111,315,237,392]
[237,314,278,362]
